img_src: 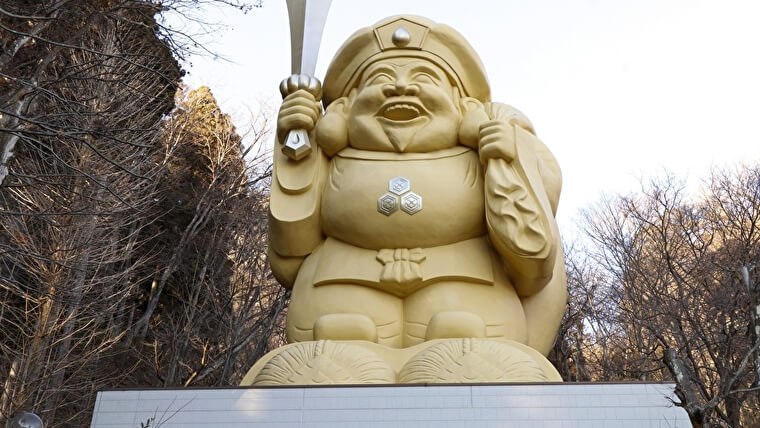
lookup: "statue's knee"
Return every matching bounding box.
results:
[314,313,378,342]
[425,311,486,341]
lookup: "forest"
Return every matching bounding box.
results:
[0,1,758,427]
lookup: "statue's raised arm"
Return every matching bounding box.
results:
[268,83,327,288]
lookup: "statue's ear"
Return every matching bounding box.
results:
[459,96,482,113]
[316,96,350,156]
[326,95,351,115]
[458,97,489,149]
[347,87,359,105]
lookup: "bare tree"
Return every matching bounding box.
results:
[0,3,182,425]
[0,1,268,426]
[572,166,760,427]
[125,86,287,388]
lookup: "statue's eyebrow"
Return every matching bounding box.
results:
[408,63,444,83]
[363,63,397,79]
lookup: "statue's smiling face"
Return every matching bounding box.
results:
[347,58,462,152]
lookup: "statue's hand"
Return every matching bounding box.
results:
[277,89,322,143]
[478,119,516,166]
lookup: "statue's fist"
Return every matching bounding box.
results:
[277,89,322,143]
[279,74,322,99]
[478,119,516,165]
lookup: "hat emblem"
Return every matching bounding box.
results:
[392,27,411,47]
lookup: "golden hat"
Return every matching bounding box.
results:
[322,15,491,106]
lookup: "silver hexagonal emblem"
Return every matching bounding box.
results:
[388,176,411,195]
[377,193,399,216]
[400,192,422,215]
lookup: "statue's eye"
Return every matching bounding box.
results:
[367,73,393,85]
[412,73,437,85]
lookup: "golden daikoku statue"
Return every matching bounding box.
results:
[242,15,567,385]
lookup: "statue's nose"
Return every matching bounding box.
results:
[383,78,419,97]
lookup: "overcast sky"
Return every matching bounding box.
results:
[181,0,760,235]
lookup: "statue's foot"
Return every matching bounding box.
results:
[241,338,561,385]
[314,313,378,342]
[252,340,395,385]
[399,338,550,383]
[425,311,486,340]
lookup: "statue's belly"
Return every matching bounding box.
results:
[321,147,486,250]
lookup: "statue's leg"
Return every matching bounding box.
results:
[286,252,403,347]
[403,258,527,347]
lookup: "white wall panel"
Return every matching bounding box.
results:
[91,383,691,427]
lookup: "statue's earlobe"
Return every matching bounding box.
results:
[316,96,350,156]
[458,97,489,149]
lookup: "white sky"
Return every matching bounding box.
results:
[183,0,760,235]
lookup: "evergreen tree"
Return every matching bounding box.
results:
[128,86,285,389]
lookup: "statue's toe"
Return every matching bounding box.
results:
[425,311,487,341]
[314,313,378,342]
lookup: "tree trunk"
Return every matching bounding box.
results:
[741,266,760,386]
[0,357,20,419]
[663,347,708,427]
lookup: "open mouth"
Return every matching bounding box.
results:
[382,103,421,121]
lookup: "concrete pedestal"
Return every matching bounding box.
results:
[91,382,690,427]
